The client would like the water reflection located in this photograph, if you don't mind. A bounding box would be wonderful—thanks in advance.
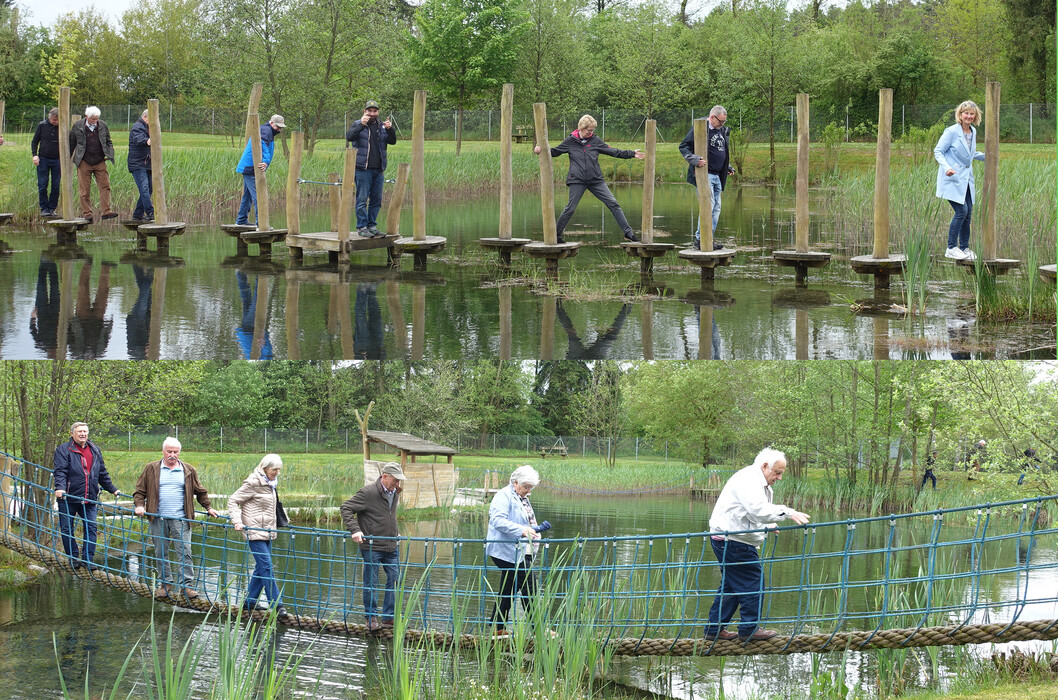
[236,270,273,360]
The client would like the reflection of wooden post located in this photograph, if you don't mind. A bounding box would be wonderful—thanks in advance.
[499,84,514,240]
[251,276,269,360]
[540,296,555,360]
[58,88,75,220]
[641,119,657,243]
[499,285,512,361]
[286,131,303,235]
[385,163,410,235]
[148,267,168,361]
[698,305,713,360]
[693,119,713,252]
[795,308,808,360]
[285,279,300,360]
[338,150,357,264]
[872,89,892,259]
[146,100,168,224]
[411,283,425,360]
[534,103,557,245]
[412,90,427,242]
[795,93,810,254]
[55,260,75,360]
[641,300,654,360]
[873,316,889,360]
[328,172,341,232]
[982,82,999,261]
[338,282,353,358]
[386,279,406,351]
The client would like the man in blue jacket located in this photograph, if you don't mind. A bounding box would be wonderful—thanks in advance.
[128,109,153,221]
[235,114,285,226]
[344,101,396,238]
[53,422,124,570]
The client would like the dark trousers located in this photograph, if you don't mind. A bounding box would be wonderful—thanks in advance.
[37,157,61,212]
[237,174,258,225]
[491,555,537,629]
[556,181,633,237]
[354,169,385,229]
[947,185,973,250]
[362,548,400,621]
[130,168,154,218]
[57,496,98,566]
[921,471,937,489]
[705,538,763,636]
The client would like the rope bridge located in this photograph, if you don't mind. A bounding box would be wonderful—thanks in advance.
[3,452,1058,657]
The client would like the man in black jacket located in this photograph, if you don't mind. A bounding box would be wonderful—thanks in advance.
[31,108,61,217]
[534,114,644,243]
[679,106,735,248]
[69,106,117,222]
[344,100,396,238]
[53,422,124,570]
[128,109,154,221]
[340,462,405,631]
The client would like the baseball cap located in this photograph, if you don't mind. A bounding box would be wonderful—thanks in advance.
[380,462,406,481]
[365,100,380,110]
[270,114,286,128]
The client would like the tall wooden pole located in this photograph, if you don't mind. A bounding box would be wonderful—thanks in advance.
[412,90,427,242]
[385,163,410,236]
[641,119,657,243]
[693,119,713,251]
[146,100,168,223]
[58,88,75,220]
[499,84,514,240]
[982,82,1000,261]
[328,172,341,231]
[338,149,357,263]
[795,93,810,254]
[534,103,557,245]
[286,131,303,235]
[247,113,271,231]
[872,89,892,258]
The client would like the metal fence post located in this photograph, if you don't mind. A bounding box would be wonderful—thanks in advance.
[601,109,605,140]
[454,110,458,141]
[526,435,529,454]
[306,429,309,453]
[488,109,492,141]
[220,426,224,452]
[635,437,639,462]
[264,427,268,452]
[901,104,905,137]
[169,104,173,132]
[128,427,131,451]
[127,104,131,130]
[1029,103,1033,144]
[790,105,795,142]
[846,105,850,142]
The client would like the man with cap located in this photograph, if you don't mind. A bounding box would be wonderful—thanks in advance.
[340,461,405,631]
[235,113,285,226]
[344,100,396,238]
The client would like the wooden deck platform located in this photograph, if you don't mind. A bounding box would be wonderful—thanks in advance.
[220,255,286,276]
[221,225,288,256]
[44,218,91,244]
[286,231,398,263]
[773,250,832,286]
[1040,264,1056,285]
[678,247,738,279]
[0,213,13,225]
[119,250,186,268]
[134,222,186,252]
[478,237,532,265]
[955,257,1022,275]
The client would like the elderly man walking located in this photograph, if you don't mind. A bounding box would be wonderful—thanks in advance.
[128,109,154,221]
[704,447,810,642]
[69,106,117,222]
[340,462,405,632]
[53,422,125,570]
[31,107,61,218]
[679,105,735,249]
[133,437,218,600]
[235,114,285,226]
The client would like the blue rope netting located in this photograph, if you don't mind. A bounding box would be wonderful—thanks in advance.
[2,452,1057,645]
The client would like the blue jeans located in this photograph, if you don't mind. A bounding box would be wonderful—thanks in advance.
[947,185,972,250]
[37,157,61,212]
[130,168,154,219]
[246,539,281,605]
[149,517,194,587]
[236,173,258,225]
[694,173,723,243]
[704,538,763,637]
[57,496,98,566]
[361,548,400,621]
[354,284,382,359]
[354,169,385,229]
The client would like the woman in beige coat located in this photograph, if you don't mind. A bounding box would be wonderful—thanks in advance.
[228,453,287,617]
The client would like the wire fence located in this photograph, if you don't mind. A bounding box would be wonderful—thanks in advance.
[5,103,1054,144]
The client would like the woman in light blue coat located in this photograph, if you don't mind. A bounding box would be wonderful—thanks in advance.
[934,100,986,261]
[485,465,547,637]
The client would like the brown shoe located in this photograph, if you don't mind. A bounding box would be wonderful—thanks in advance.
[154,585,172,600]
[739,629,778,642]
[704,629,739,641]
[366,618,381,632]
[379,618,394,628]
[182,588,199,599]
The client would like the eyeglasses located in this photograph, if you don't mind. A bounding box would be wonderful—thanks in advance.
[711,115,727,124]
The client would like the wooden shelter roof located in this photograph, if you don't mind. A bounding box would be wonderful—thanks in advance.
[365,431,456,456]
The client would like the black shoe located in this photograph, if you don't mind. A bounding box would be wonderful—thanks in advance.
[71,561,84,570]
[367,226,381,237]
[84,216,94,224]
[132,215,145,221]
[556,234,566,244]
[276,605,289,618]
[102,212,118,220]
[357,227,371,238]
[85,563,100,572]
[41,209,54,217]
[624,231,640,243]
[714,242,724,251]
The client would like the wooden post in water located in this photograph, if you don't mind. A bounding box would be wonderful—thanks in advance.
[411,284,425,360]
[337,150,357,264]
[982,81,999,262]
[698,305,713,360]
[329,172,341,232]
[794,93,810,255]
[285,277,300,360]
[247,112,270,231]
[499,286,512,361]
[694,119,713,252]
[641,120,657,243]
[872,89,892,259]
[286,131,303,235]
[795,309,808,360]
[251,277,270,360]
[148,268,168,361]
[641,301,654,360]
[499,84,514,240]
[146,100,168,224]
[540,295,556,360]
[534,103,557,246]
[386,280,407,351]
[385,163,410,235]
[412,90,426,242]
[58,88,75,222]
[338,281,353,359]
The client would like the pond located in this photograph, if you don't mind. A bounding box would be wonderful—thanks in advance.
[1,491,1054,699]
[0,185,1052,361]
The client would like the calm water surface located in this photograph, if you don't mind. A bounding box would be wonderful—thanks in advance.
[0,185,1051,360]
[2,492,1055,699]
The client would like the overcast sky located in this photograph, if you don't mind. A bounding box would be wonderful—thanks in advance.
[22,0,135,29]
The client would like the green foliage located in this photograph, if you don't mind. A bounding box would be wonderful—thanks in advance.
[188,362,273,427]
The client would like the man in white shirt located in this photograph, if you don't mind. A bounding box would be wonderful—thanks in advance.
[704,447,810,642]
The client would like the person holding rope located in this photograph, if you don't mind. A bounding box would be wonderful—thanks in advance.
[534,115,644,244]
[228,453,288,618]
[703,448,810,643]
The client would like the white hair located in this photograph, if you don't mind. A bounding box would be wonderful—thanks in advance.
[753,447,786,470]
[257,453,283,471]
[709,105,727,118]
[162,436,181,450]
[141,109,149,119]
[85,106,101,119]
[510,465,540,488]
[69,422,89,433]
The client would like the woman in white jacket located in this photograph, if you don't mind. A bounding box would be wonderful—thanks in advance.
[933,100,986,261]
[228,453,287,618]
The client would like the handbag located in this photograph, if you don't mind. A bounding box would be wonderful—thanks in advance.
[275,489,289,528]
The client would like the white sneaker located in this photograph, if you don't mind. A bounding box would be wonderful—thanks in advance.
[961,249,977,261]
[944,247,966,260]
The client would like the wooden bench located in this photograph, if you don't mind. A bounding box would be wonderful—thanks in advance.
[513,126,532,144]
[538,445,568,459]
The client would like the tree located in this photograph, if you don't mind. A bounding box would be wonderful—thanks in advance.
[514,0,596,114]
[1000,0,1056,102]
[934,0,1011,89]
[406,0,530,154]
[119,0,210,103]
[571,361,624,467]
[533,361,590,435]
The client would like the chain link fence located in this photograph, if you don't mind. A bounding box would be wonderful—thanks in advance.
[6,103,1054,144]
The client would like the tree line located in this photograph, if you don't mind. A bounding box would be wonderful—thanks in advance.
[0,0,1053,155]
[1,360,1054,485]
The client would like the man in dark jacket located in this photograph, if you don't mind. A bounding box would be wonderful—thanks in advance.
[31,108,61,217]
[127,109,154,221]
[344,100,396,238]
[69,106,117,222]
[534,114,644,243]
[340,462,405,631]
[679,106,735,248]
[53,422,124,569]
